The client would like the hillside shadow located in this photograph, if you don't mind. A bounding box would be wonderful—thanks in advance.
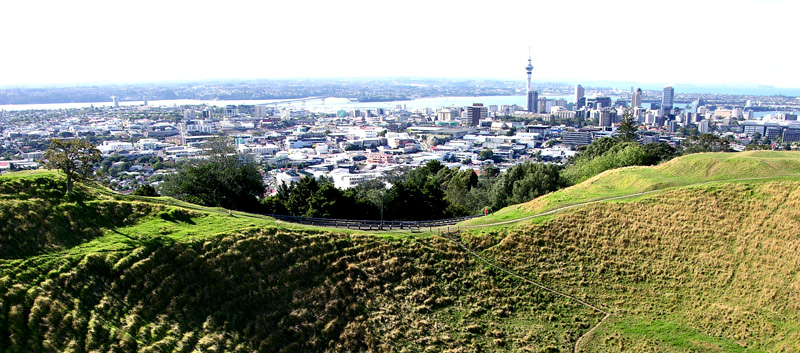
[0,197,155,259]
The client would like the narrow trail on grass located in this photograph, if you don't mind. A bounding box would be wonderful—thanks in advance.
[573,313,611,353]
[440,232,610,353]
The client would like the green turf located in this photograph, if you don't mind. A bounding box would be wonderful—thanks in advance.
[3,154,800,352]
[464,151,800,226]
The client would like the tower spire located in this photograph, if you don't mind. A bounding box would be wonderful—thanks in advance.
[525,49,535,112]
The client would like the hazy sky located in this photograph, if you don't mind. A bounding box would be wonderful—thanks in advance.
[1,0,798,88]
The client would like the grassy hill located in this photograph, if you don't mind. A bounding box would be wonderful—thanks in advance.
[0,170,596,352]
[2,152,800,352]
[465,151,800,225]
[460,179,800,351]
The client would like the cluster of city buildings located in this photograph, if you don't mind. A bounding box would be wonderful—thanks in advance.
[1,57,799,192]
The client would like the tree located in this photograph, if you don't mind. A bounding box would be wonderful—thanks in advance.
[161,140,264,211]
[681,134,731,154]
[641,143,677,165]
[490,162,562,210]
[481,163,500,178]
[479,149,494,161]
[752,132,762,145]
[132,184,159,197]
[617,110,638,142]
[44,138,101,197]
[561,142,649,185]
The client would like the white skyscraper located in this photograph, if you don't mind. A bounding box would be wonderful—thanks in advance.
[632,88,642,108]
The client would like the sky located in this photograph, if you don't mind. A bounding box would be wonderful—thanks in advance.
[1,0,798,89]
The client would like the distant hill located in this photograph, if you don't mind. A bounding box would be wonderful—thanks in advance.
[2,152,800,352]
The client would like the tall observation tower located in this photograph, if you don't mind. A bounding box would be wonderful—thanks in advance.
[525,53,537,112]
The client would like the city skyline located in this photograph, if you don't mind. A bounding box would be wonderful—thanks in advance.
[1,0,799,89]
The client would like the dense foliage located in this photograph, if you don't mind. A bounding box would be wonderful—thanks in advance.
[561,138,676,185]
[680,133,732,153]
[161,143,264,212]
[131,184,159,197]
[263,160,568,220]
[263,161,468,220]
[489,163,562,211]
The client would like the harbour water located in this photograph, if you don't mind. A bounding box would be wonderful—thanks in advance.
[0,95,573,112]
[1,95,795,118]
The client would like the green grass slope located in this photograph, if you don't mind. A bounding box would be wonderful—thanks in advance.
[461,179,800,351]
[466,151,800,225]
[0,171,597,352]
[2,159,800,352]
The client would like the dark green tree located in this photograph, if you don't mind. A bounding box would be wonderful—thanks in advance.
[132,184,159,197]
[479,149,494,161]
[44,138,101,197]
[681,134,731,154]
[617,110,638,142]
[490,162,562,210]
[161,140,264,211]
[641,143,677,165]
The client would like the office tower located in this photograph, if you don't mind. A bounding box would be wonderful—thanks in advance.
[632,88,642,108]
[525,54,535,112]
[576,97,586,110]
[574,85,584,111]
[255,105,270,118]
[465,103,488,126]
[112,96,119,108]
[225,105,238,117]
[589,96,612,109]
[537,98,548,114]
[698,119,710,134]
[662,85,674,111]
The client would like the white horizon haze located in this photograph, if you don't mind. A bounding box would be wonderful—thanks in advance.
[1,0,798,89]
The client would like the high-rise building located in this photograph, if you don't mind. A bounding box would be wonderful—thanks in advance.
[225,105,238,117]
[662,85,674,111]
[465,103,488,126]
[525,54,536,112]
[537,98,549,114]
[576,97,586,110]
[562,131,593,146]
[255,105,271,118]
[112,96,119,108]
[668,120,677,133]
[586,96,612,109]
[632,88,642,108]
[698,119,710,134]
[574,85,584,111]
